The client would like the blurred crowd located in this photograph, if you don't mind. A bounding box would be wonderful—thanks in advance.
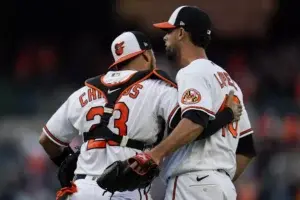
[0,0,299,200]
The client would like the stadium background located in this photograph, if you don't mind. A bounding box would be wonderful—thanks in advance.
[0,0,299,199]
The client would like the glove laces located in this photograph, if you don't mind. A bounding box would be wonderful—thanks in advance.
[138,184,152,200]
[102,190,115,200]
[102,185,151,200]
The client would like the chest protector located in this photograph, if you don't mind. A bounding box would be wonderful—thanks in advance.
[83,69,177,151]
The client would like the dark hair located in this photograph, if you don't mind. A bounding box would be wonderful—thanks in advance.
[188,32,211,49]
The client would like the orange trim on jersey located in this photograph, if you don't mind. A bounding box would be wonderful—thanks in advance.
[43,126,69,147]
[168,105,180,128]
[153,69,177,88]
[181,106,215,116]
[240,128,253,136]
[84,82,108,102]
[172,176,178,200]
[100,72,137,87]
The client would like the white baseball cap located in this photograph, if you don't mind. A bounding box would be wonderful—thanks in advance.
[109,31,152,69]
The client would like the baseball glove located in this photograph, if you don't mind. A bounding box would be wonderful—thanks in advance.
[96,153,160,194]
[57,148,80,188]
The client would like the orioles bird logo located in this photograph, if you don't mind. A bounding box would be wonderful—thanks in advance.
[115,41,125,56]
[181,88,201,104]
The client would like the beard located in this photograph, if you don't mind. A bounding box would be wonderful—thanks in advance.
[165,46,178,62]
[165,45,182,69]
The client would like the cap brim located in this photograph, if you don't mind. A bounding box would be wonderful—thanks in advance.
[153,22,176,29]
[109,50,145,69]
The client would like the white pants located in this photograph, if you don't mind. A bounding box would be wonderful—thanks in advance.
[164,170,236,200]
[67,175,152,200]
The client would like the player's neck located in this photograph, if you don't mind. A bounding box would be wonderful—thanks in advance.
[122,63,148,71]
[179,45,207,68]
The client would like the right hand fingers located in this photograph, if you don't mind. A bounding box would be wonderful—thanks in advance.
[130,161,143,173]
[233,104,243,121]
[130,161,138,169]
[226,90,235,106]
[238,104,242,112]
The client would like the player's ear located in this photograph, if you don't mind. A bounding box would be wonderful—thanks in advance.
[142,50,156,69]
[178,27,186,41]
[142,50,151,63]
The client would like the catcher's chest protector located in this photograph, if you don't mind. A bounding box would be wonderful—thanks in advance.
[83,69,177,151]
[85,69,176,98]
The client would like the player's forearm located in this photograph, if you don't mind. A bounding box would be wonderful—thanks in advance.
[39,132,71,167]
[233,154,254,182]
[233,134,256,181]
[198,107,233,140]
[149,118,204,164]
[39,132,63,157]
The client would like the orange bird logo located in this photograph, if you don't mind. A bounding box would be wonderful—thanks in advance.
[115,41,125,56]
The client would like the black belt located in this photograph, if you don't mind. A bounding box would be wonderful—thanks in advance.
[73,174,101,181]
[83,126,153,151]
[74,174,87,181]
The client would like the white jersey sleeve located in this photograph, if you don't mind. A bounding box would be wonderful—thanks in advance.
[156,82,179,129]
[234,84,253,138]
[42,91,78,147]
[239,103,254,138]
[176,66,215,119]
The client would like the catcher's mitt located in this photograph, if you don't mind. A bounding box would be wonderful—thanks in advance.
[96,153,160,194]
[57,148,80,188]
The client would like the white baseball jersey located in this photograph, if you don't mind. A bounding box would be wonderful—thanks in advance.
[162,59,253,180]
[43,70,179,175]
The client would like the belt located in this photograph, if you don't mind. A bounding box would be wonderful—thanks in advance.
[167,169,231,182]
[74,174,100,181]
[83,128,153,151]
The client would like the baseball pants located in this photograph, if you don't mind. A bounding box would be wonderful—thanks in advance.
[67,175,152,200]
[164,170,236,200]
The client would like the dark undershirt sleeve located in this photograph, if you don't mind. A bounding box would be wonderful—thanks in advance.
[169,108,234,139]
[198,107,234,140]
[236,134,256,157]
[182,110,210,128]
[168,107,234,140]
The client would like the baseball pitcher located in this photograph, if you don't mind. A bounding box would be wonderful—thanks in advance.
[120,6,256,200]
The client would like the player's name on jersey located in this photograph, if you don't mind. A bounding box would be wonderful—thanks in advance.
[214,71,237,90]
[79,88,103,107]
[79,84,144,108]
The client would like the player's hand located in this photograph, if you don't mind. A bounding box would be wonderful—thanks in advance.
[226,90,242,122]
[145,150,162,165]
[130,151,160,169]
[96,153,159,193]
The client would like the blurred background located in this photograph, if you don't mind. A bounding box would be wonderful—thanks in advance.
[0,0,299,199]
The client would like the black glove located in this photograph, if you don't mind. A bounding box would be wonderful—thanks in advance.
[97,153,159,194]
[57,148,80,188]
